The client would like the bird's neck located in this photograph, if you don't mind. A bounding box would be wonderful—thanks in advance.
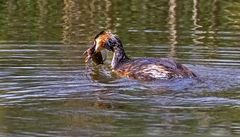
[111,44,129,69]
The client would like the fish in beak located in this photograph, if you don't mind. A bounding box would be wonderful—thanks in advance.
[83,44,104,65]
[83,30,117,65]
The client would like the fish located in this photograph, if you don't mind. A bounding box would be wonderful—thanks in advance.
[83,44,104,65]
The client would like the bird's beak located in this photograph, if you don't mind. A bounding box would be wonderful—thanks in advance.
[94,43,103,53]
[95,40,114,52]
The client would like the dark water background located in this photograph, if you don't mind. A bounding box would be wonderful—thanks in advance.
[0,0,240,136]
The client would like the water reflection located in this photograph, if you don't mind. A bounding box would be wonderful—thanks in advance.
[1,96,240,136]
[168,0,177,57]
[0,0,240,137]
[62,0,116,44]
[192,0,204,45]
[0,0,63,44]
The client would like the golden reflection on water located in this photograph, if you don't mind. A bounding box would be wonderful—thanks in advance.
[1,0,240,47]
[167,0,177,57]
[62,0,116,45]
[192,0,204,45]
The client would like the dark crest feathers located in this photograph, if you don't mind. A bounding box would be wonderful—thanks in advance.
[94,31,106,39]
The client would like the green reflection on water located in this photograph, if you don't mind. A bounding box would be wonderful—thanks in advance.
[0,99,240,136]
[0,0,63,43]
[0,0,240,45]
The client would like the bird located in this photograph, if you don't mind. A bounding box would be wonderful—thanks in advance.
[84,31,197,81]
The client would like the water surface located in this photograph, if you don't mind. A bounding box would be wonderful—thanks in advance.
[0,0,240,136]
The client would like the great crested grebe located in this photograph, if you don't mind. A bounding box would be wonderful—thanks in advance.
[84,31,197,81]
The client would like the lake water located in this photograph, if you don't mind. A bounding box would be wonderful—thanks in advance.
[0,0,240,136]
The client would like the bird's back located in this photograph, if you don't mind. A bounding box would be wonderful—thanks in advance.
[114,58,196,81]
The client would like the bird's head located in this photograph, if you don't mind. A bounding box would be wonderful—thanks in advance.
[83,31,122,64]
[93,30,121,52]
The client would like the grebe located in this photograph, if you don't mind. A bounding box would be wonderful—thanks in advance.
[84,31,197,81]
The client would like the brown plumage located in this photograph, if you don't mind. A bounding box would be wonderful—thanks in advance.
[84,31,197,81]
[114,58,196,81]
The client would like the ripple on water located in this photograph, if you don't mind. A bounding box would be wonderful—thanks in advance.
[0,53,240,105]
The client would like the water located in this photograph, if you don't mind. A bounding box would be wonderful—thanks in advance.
[0,0,240,136]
